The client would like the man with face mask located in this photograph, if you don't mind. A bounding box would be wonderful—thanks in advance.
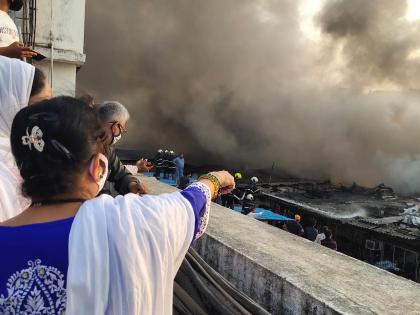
[96,101,148,195]
[0,0,37,58]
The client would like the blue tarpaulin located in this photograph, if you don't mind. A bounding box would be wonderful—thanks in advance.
[234,206,293,221]
[142,172,292,221]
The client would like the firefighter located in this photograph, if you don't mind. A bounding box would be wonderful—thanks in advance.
[162,150,170,179]
[221,171,244,209]
[153,149,164,179]
[167,150,177,180]
[241,193,256,215]
[247,176,260,194]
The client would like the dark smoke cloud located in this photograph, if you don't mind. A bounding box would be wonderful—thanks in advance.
[78,0,420,194]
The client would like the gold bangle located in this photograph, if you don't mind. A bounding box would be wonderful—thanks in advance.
[199,173,221,199]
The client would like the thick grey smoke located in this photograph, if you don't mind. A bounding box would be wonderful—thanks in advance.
[78,0,420,194]
[318,0,420,89]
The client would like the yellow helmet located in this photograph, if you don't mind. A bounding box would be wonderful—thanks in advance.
[234,172,242,180]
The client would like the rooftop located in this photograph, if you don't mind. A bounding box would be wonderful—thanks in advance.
[261,180,410,218]
[140,175,420,314]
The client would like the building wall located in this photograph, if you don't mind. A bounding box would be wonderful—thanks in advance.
[259,193,420,282]
[34,61,76,96]
[35,0,85,53]
[12,0,86,96]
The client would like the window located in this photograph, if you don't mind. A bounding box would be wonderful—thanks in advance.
[393,246,418,281]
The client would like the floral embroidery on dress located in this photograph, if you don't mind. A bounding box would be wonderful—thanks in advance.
[187,182,211,240]
[0,259,66,315]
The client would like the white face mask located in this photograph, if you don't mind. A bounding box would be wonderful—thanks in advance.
[89,153,109,196]
[112,133,122,145]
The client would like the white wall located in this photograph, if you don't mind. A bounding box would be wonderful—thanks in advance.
[35,0,86,53]
[35,61,76,96]
[11,0,86,96]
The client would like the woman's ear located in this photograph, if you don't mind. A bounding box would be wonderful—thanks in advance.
[89,154,106,182]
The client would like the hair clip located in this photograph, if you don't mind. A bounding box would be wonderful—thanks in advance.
[22,126,45,152]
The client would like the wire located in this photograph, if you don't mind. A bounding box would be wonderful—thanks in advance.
[50,0,53,88]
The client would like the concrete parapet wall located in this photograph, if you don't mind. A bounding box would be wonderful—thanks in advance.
[139,175,420,315]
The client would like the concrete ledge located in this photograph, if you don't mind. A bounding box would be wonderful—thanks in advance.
[138,176,420,315]
[34,46,86,65]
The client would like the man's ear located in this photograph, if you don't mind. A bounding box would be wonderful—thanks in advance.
[111,124,120,136]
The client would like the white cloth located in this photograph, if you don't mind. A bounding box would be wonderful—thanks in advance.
[247,211,262,219]
[315,232,326,244]
[0,11,19,47]
[66,192,200,315]
[0,55,34,136]
[0,55,34,222]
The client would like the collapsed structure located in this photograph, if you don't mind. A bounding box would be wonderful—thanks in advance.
[258,180,420,282]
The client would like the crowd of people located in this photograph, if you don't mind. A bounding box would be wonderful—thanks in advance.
[0,2,235,313]
[217,171,338,251]
[284,215,337,250]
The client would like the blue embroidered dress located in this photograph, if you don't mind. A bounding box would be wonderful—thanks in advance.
[0,217,73,314]
[0,186,207,314]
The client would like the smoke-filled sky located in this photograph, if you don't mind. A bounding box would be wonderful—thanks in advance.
[78,0,420,194]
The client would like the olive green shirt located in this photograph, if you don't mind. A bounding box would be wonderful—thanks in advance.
[107,149,139,194]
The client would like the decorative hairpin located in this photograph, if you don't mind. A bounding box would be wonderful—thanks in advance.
[22,126,45,152]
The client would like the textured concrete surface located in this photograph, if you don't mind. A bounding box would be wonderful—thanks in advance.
[32,0,86,95]
[139,175,420,315]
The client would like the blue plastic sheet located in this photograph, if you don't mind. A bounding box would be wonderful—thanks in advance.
[234,206,293,221]
[143,172,290,220]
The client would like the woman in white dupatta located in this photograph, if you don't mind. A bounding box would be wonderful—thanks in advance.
[0,96,234,314]
[0,55,51,222]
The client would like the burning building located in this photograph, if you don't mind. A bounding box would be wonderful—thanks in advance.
[258,179,420,282]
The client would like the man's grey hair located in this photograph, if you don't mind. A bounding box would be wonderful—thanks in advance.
[96,101,130,123]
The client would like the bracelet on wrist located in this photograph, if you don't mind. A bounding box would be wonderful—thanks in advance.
[198,173,221,199]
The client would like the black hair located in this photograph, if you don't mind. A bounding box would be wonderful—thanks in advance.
[11,96,108,199]
[178,176,190,190]
[30,68,47,98]
[308,217,317,227]
[79,94,95,107]
[324,230,332,239]
[321,226,329,234]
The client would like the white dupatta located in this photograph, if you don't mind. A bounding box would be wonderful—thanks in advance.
[0,56,34,221]
[66,189,205,315]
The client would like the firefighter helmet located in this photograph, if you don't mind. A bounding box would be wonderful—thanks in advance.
[246,194,254,201]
